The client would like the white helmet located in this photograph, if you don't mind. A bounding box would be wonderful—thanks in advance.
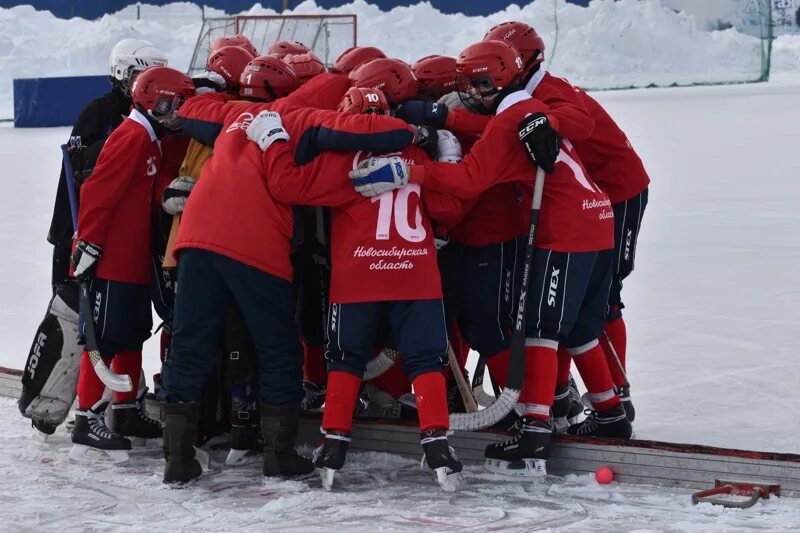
[109,38,168,94]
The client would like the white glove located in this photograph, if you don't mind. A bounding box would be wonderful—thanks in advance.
[192,70,226,94]
[438,91,465,111]
[348,156,410,197]
[437,130,462,163]
[162,176,196,215]
[246,111,290,151]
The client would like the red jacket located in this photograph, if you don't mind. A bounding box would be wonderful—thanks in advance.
[175,94,416,282]
[412,92,614,253]
[528,71,650,204]
[77,109,164,284]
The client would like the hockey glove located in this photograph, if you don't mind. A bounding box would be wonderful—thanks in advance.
[162,176,196,215]
[246,111,290,151]
[438,91,466,111]
[518,112,560,174]
[414,125,440,161]
[394,100,448,128]
[349,156,410,198]
[436,130,462,163]
[192,70,226,94]
[71,240,102,280]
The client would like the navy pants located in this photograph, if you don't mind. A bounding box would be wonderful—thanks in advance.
[326,299,448,382]
[459,237,525,357]
[80,277,152,358]
[160,249,302,406]
[609,188,648,320]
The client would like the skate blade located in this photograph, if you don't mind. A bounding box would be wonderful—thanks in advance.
[553,417,569,434]
[194,446,210,469]
[484,458,547,477]
[434,467,460,492]
[319,467,336,491]
[225,448,259,467]
[69,444,129,464]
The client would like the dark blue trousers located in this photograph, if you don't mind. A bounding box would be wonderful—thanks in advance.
[326,299,448,382]
[160,249,302,406]
[609,188,648,320]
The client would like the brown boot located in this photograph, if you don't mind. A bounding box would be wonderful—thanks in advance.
[260,403,314,477]
[161,402,202,484]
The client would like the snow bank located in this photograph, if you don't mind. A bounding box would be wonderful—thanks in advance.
[1,0,799,118]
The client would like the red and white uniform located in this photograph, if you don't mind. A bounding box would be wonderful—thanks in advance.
[413,92,614,253]
[526,70,650,204]
[78,109,163,284]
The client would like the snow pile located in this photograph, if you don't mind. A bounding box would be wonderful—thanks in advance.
[1,0,798,118]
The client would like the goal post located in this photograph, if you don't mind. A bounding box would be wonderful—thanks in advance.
[188,14,357,77]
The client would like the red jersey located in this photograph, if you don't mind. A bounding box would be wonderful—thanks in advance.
[527,70,650,204]
[77,109,163,284]
[265,140,442,303]
[412,92,614,253]
[176,94,416,282]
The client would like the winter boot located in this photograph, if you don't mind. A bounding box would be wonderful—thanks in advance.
[484,416,553,476]
[617,384,635,423]
[111,388,162,444]
[313,430,351,490]
[567,403,632,438]
[226,395,259,466]
[421,428,462,492]
[161,402,203,484]
[260,403,315,477]
[70,400,131,463]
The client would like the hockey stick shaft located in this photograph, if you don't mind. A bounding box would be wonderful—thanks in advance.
[449,166,546,431]
[61,144,133,393]
[603,330,630,387]
[447,343,478,413]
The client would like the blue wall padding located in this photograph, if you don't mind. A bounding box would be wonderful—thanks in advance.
[14,75,111,127]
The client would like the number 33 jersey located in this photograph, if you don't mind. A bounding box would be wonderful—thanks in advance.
[264,141,442,303]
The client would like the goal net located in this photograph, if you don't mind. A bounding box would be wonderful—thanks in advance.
[188,14,357,77]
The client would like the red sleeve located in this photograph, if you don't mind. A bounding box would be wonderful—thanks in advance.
[78,125,148,246]
[152,135,190,207]
[422,189,474,229]
[535,75,595,141]
[263,142,354,207]
[445,109,490,138]
[284,73,351,110]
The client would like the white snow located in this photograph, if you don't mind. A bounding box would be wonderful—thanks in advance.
[1,398,798,532]
[3,0,800,119]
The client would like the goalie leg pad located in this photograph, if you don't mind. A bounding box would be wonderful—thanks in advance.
[19,283,81,426]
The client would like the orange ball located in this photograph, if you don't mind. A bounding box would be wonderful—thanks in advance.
[595,466,614,484]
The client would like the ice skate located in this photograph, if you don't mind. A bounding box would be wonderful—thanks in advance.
[31,418,57,441]
[300,380,326,411]
[313,430,351,491]
[70,401,131,464]
[617,384,635,423]
[484,416,552,476]
[420,429,462,492]
[111,388,162,446]
[567,403,632,438]
[226,397,259,467]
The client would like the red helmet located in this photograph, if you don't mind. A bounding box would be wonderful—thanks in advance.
[338,87,390,115]
[483,21,545,73]
[207,45,255,90]
[239,55,299,102]
[411,55,457,99]
[268,40,310,59]
[455,40,524,114]
[210,34,257,57]
[131,66,195,128]
[331,46,386,75]
[348,58,418,105]
[282,52,326,85]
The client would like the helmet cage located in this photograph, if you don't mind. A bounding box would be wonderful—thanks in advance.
[147,94,186,130]
[456,74,500,114]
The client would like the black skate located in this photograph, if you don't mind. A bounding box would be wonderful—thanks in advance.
[484,416,552,476]
[313,430,351,491]
[111,389,162,445]
[617,384,635,422]
[420,429,462,492]
[70,401,131,463]
[300,380,326,411]
[226,396,259,467]
[567,403,632,438]
[31,418,58,438]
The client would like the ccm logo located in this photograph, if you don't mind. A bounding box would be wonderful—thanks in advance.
[519,116,547,138]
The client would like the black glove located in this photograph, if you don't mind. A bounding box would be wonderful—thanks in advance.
[71,240,102,280]
[414,125,440,161]
[394,100,448,128]
[518,112,560,174]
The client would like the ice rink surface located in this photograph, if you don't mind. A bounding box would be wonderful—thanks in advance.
[1,80,800,530]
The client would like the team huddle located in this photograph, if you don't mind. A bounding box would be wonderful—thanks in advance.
[18,20,649,492]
